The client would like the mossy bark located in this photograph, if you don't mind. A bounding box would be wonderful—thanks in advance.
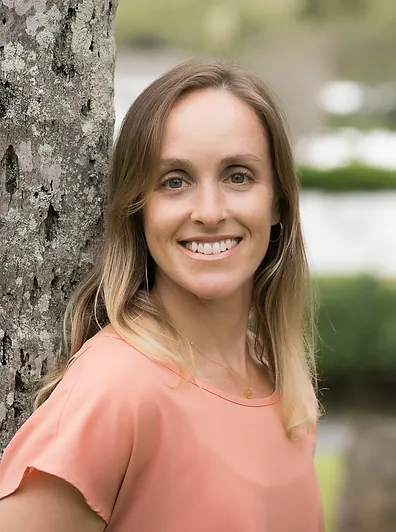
[0,0,118,453]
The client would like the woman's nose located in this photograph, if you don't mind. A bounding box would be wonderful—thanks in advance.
[190,181,226,226]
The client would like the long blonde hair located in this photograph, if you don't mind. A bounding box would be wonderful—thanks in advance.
[36,58,320,436]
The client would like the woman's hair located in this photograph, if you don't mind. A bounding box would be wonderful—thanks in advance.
[35,58,320,436]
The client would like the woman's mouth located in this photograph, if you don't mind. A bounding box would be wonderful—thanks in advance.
[179,238,242,256]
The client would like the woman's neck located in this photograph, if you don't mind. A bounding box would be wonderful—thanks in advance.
[151,275,252,371]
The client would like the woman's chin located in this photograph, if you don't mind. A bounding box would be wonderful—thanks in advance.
[155,269,254,302]
[181,279,246,301]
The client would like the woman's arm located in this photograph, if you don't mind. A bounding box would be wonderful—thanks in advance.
[0,470,106,532]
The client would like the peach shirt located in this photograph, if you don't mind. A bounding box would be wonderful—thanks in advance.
[0,332,324,531]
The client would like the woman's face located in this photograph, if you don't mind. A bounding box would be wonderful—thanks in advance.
[143,89,279,301]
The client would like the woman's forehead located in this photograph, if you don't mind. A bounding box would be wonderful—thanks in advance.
[159,89,269,164]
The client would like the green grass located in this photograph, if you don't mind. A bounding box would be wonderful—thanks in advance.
[315,452,345,532]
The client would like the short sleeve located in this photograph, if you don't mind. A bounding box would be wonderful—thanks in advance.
[0,342,135,524]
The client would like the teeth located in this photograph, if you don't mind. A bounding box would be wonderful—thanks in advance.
[212,242,221,254]
[183,239,239,255]
[203,243,212,255]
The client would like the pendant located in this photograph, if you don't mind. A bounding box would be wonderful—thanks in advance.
[243,388,253,399]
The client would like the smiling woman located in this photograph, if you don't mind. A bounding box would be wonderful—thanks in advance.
[144,89,279,302]
[0,59,324,532]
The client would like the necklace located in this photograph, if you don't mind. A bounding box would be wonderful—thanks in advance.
[189,340,254,399]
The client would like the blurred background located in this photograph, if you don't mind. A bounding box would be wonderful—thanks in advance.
[113,1,396,529]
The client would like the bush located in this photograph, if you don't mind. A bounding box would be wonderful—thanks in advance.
[315,276,396,399]
[298,165,396,191]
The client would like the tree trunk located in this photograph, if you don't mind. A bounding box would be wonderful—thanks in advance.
[336,418,396,531]
[0,0,118,454]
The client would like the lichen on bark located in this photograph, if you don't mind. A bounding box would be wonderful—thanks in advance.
[0,0,119,454]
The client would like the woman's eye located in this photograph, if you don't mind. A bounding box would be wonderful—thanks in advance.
[228,171,252,184]
[162,176,187,189]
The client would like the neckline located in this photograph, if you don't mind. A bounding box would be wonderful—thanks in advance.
[191,377,279,407]
[96,331,279,408]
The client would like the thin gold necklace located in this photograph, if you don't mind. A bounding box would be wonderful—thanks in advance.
[189,340,254,399]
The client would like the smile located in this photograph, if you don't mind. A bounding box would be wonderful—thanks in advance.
[179,238,242,255]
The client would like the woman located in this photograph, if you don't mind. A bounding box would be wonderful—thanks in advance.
[0,59,324,531]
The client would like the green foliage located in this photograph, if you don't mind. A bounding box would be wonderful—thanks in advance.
[115,0,202,50]
[300,0,368,19]
[115,0,270,54]
[316,276,396,391]
[298,165,396,191]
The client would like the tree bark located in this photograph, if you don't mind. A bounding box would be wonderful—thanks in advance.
[0,0,118,454]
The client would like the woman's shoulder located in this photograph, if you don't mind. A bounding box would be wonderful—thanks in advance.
[68,328,145,370]
[63,327,167,400]
[0,328,153,523]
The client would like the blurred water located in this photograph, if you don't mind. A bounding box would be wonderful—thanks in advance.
[300,192,396,278]
[296,129,396,170]
[115,72,396,278]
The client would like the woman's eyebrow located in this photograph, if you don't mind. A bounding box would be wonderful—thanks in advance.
[159,153,264,170]
[159,157,193,170]
[220,153,265,166]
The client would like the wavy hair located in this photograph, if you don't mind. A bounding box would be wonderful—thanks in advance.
[35,58,320,436]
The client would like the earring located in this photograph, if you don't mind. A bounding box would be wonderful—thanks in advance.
[270,221,283,243]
